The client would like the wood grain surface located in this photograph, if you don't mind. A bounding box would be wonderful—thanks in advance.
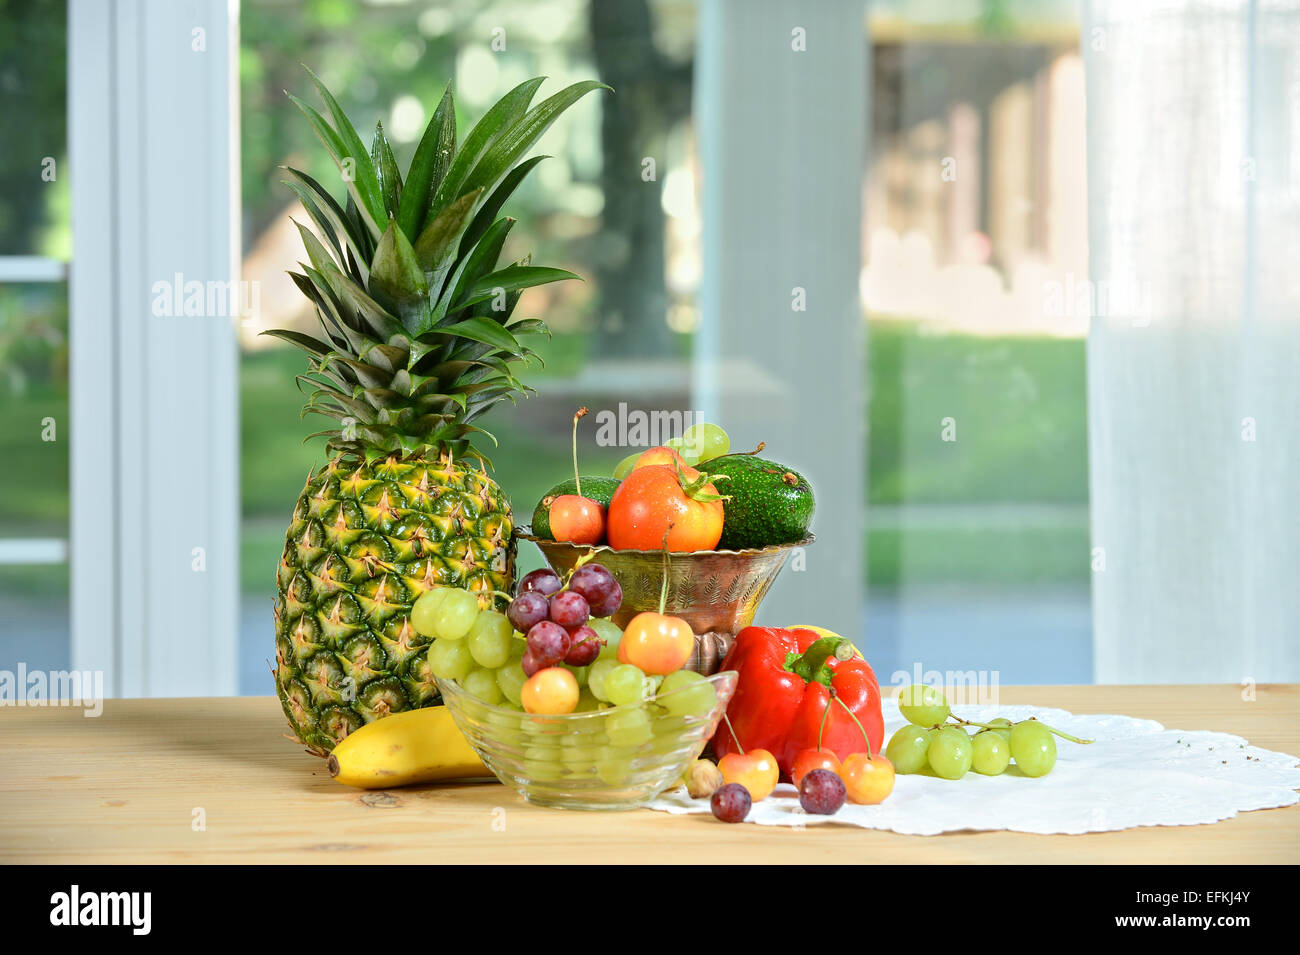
[1,684,1296,864]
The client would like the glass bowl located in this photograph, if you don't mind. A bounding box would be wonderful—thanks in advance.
[437,670,738,810]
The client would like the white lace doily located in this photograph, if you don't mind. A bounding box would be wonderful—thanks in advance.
[647,700,1300,835]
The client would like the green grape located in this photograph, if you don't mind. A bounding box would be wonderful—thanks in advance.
[466,610,513,668]
[1010,720,1057,777]
[927,726,974,780]
[463,667,503,705]
[485,707,524,740]
[644,673,665,698]
[613,451,641,480]
[971,730,1011,775]
[664,436,702,467]
[681,421,730,462]
[986,717,1013,743]
[606,706,653,746]
[496,663,528,706]
[573,689,603,713]
[590,618,623,659]
[523,746,564,782]
[409,587,451,637]
[605,664,647,706]
[562,662,591,687]
[897,684,951,727]
[596,746,634,785]
[588,659,618,701]
[658,670,717,717]
[434,588,480,640]
[428,637,474,682]
[559,738,602,771]
[886,724,932,774]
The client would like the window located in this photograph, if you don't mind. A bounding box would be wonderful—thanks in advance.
[863,3,1092,684]
[0,0,70,675]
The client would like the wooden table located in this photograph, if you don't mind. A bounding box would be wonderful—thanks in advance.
[1,684,1296,864]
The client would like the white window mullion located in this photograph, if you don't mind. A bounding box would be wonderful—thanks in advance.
[69,0,239,697]
[694,0,867,643]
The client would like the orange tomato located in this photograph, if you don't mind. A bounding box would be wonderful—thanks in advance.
[841,753,895,805]
[549,495,606,545]
[790,747,843,789]
[718,749,780,802]
[617,611,694,675]
[606,465,724,552]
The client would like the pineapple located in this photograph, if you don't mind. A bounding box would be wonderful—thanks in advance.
[270,70,606,754]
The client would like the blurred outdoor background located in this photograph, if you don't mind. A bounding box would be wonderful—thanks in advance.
[1,0,1091,690]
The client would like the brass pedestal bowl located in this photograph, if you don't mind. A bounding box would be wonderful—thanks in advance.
[514,529,813,675]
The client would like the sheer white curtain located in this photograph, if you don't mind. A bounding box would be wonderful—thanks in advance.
[1085,0,1300,682]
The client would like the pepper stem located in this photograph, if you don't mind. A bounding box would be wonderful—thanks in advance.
[785,636,856,687]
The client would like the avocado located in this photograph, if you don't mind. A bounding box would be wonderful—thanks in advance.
[705,454,814,550]
[530,476,622,539]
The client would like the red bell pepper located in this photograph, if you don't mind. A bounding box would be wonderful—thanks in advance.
[712,626,884,778]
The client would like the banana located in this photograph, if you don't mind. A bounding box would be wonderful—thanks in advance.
[327,705,490,789]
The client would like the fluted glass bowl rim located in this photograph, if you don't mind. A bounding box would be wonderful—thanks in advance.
[437,668,738,720]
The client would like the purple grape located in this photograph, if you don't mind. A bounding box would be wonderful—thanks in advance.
[507,591,549,632]
[564,625,602,666]
[589,579,622,618]
[519,568,563,597]
[548,590,590,628]
[568,564,617,607]
[520,649,544,678]
[710,783,752,823]
[526,620,571,668]
[798,769,846,815]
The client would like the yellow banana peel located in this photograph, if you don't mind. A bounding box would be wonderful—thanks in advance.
[327,705,490,789]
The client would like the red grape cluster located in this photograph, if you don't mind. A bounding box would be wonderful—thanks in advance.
[507,564,623,676]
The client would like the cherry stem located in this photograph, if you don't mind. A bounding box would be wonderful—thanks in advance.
[816,692,832,750]
[721,711,745,756]
[657,525,674,615]
[833,695,873,759]
[570,406,589,498]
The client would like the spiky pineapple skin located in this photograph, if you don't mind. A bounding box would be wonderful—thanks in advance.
[274,453,515,755]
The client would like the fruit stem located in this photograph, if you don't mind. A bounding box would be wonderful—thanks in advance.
[1029,717,1094,745]
[736,441,766,457]
[833,694,873,759]
[571,406,589,498]
[946,714,1093,744]
[721,711,745,756]
[657,525,673,614]
[816,692,832,751]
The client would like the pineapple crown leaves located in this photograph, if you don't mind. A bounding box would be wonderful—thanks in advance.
[266,67,610,460]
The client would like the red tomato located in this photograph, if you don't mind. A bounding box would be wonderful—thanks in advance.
[607,465,724,552]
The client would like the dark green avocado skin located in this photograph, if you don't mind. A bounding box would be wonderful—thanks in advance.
[530,476,621,539]
[706,454,815,550]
